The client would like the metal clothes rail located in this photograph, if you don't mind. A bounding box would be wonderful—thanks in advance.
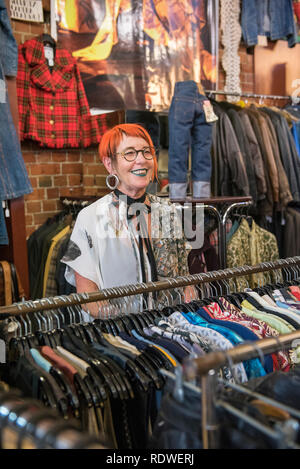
[194,324,300,449]
[61,194,253,269]
[204,89,291,100]
[0,256,299,316]
[159,195,253,269]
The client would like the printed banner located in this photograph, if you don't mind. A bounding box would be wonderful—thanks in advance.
[55,0,218,111]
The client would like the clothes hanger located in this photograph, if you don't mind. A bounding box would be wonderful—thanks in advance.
[21,313,81,416]
[76,317,127,401]
[40,34,56,48]
[84,326,133,401]
[92,307,171,390]
[98,316,164,393]
[65,320,126,401]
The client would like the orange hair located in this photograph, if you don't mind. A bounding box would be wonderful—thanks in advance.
[98,123,158,182]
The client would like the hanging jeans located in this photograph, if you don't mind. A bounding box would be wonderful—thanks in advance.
[168,81,214,199]
[0,1,32,201]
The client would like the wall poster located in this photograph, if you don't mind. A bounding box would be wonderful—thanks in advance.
[54,0,218,111]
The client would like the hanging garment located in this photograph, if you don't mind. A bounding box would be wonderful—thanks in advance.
[167,80,217,198]
[239,111,267,202]
[0,1,32,200]
[16,35,122,148]
[226,218,280,290]
[211,103,250,197]
[261,107,300,202]
[241,0,297,48]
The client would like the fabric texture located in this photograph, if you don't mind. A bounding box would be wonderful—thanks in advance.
[226,218,281,291]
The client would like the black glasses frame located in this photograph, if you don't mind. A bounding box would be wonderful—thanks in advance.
[115,146,156,162]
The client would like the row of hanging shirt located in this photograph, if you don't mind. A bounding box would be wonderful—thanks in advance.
[2,274,300,449]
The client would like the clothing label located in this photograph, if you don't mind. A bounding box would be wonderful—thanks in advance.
[257,35,268,46]
[0,79,6,103]
[44,46,54,67]
[203,100,218,123]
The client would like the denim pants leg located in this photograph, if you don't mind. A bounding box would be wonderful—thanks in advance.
[0,3,32,200]
[168,81,213,198]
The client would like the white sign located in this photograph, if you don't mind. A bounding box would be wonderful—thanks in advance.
[10,0,44,23]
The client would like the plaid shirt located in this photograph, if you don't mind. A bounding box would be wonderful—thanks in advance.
[17,36,117,148]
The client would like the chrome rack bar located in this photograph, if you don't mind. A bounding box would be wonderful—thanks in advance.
[221,200,253,268]
[204,89,291,100]
[170,197,253,269]
[0,256,299,316]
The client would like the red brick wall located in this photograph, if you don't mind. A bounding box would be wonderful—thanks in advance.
[10,1,256,238]
[9,1,111,238]
[21,142,105,236]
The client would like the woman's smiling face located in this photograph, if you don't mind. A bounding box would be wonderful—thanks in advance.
[110,135,155,199]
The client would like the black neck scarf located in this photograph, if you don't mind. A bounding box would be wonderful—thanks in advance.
[113,189,158,292]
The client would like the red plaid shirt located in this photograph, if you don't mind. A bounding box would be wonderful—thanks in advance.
[17,36,119,148]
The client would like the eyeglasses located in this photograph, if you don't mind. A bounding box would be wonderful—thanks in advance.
[115,146,156,162]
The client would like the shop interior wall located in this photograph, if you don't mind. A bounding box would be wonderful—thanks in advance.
[10,0,255,238]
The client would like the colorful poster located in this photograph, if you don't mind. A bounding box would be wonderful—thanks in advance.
[55,0,218,111]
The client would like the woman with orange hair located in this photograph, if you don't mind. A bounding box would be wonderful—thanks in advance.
[61,123,193,318]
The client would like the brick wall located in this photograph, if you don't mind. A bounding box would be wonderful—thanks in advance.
[10,1,256,238]
[22,141,108,237]
[9,0,110,238]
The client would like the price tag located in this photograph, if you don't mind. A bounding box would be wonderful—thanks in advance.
[44,46,54,66]
[203,100,218,123]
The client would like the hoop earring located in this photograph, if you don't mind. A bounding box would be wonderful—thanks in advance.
[106,174,119,190]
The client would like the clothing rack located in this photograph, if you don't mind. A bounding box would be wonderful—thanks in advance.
[62,194,253,269]
[170,196,253,268]
[204,89,291,101]
[0,391,106,449]
[0,256,299,316]
[129,193,253,269]
[62,192,253,269]
[190,322,300,449]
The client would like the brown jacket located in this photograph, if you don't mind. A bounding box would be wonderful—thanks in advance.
[262,112,293,209]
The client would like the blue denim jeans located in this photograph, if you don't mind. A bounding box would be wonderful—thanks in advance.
[0,1,32,200]
[168,81,213,186]
[241,0,296,48]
